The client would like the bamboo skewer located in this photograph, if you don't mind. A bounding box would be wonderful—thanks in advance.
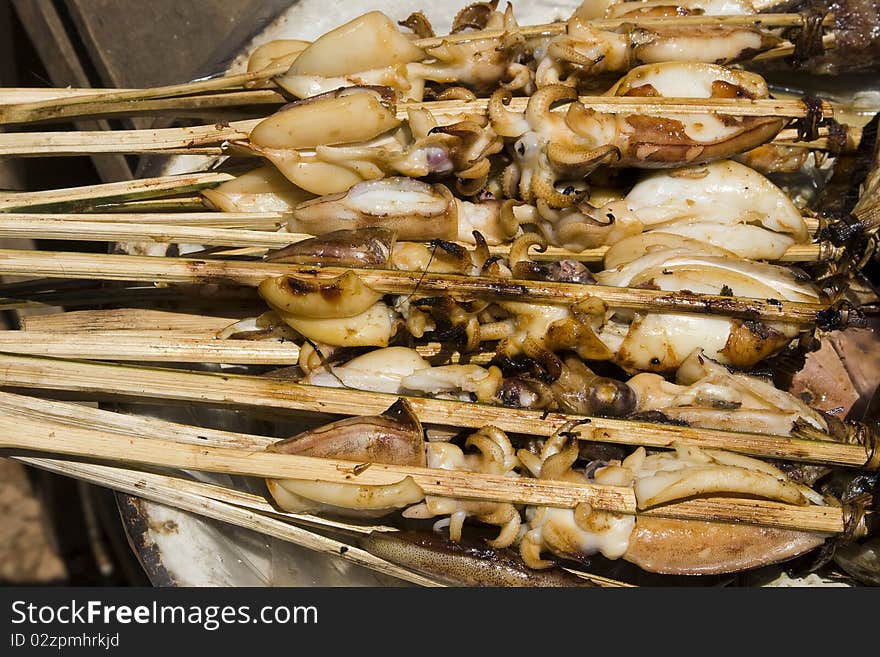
[0,352,872,469]
[0,211,824,235]
[0,172,232,212]
[0,94,840,158]
[0,331,300,364]
[0,410,634,511]
[0,217,836,264]
[96,197,210,213]
[410,95,837,119]
[752,32,836,62]
[0,329,489,365]
[0,90,287,125]
[0,88,138,103]
[412,13,835,51]
[0,403,848,534]
[0,212,285,228]
[0,249,839,326]
[19,308,243,332]
[0,122,254,157]
[0,69,291,126]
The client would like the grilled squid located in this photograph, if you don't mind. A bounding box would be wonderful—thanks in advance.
[595,247,821,372]
[628,349,830,435]
[274,4,533,101]
[265,399,426,517]
[246,39,310,87]
[358,530,596,587]
[201,166,313,215]
[403,426,523,549]
[283,106,504,197]
[536,12,779,88]
[258,271,396,348]
[512,158,808,257]
[287,177,511,244]
[603,159,808,263]
[241,87,403,195]
[490,63,785,208]
[274,11,425,99]
[518,426,827,574]
[300,345,637,418]
[405,2,534,96]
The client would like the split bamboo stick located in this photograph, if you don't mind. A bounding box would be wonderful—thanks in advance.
[0,217,835,263]
[0,407,847,534]
[414,13,833,51]
[0,95,838,158]
[0,411,634,511]
[0,331,300,364]
[0,249,838,325]
[0,210,825,236]
[0,329,491,366]
[95,197,210,213]
[0,71,290,126]
[0,212,285,228]
[0,90,286,125]
[0,172,233,212]
[20,308,242,332]
[407,95,836,119]
[0,88,136,103]
[0,352,871,469]
[752,32,836,61]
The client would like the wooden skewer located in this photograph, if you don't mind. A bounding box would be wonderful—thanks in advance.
[0,330,300,364]
[0,87,138,103]
[0,352,871,470]
[0,172,232,212]
[774,124,862,152]
[190,242,833,264]
[19,308,243,332]
[412,95,836,119]
[752,32,836,61]
[414,13,833,49]
[0,405,846,534]
[13,309,484,365]
[0,410,633,511]
[97,196,211,213]
[0,329,490,366]
[0,93,838,158]
[0,121,254,157]
[0,249,837,325]
[0,217,836,263]
[0,212,285,228]
[0,211,824,235]
[0,68,291,126]
[0,90,287,125]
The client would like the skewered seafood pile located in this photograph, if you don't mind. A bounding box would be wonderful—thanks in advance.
[0,0,878,587]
